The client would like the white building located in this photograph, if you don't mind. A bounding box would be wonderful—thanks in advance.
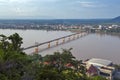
[85,58,115,80]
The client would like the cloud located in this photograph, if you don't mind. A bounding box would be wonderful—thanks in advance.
[0,0,36,4]
[41,0,59,2]
[0,0,8,3]
[9,0,34,3]
[78,1,96,7]
[76,1,106,8]
[0,0,119,19]
[0,0,60,4]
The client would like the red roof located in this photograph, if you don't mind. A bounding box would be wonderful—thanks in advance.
[87,65,98,76]
[65,63,73,67]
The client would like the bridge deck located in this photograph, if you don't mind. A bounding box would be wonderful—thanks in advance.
[22,32,87,50]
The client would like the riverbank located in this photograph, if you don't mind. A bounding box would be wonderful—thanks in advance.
[68,29,87,33]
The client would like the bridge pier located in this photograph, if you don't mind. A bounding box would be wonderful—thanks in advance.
[81,33,83,37]
[48,42,51,48]
[35,47,38,54]
[72,35,74,40]
[73,35,75,40]
[77,34,79,38]
[68,37,71,41]
[62,38,65,43]
[56,40,59,46]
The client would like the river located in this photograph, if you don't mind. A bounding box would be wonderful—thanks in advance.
[0,29,120,64]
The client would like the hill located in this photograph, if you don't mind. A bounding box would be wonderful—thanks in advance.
[112,16,120,21]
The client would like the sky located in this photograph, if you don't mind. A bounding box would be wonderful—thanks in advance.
[0,0,120,19]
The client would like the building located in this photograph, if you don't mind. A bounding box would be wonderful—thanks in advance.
[86,64,98,76]
[85,58,115,80]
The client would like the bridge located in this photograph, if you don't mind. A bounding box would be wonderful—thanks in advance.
[22,32,88,54]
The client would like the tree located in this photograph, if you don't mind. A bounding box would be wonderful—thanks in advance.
[61,48,75,64]
[0,34,10,60]
[0,33,30,80]
[89,76,107,80]
[36,69,64,80]
[8,33,23,51]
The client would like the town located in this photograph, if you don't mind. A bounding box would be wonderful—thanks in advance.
[0,20,120,34]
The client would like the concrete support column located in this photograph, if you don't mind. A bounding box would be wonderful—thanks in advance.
[48,42,50,48]
[77,34,79,38]
[81,33,83,37]
[56,40,59,46]
[72,35,74,40]
[35,47,38,54]
[68,37,71,41]
[63,38,65,43]
[73,35,75,40]
[35,42,39,54]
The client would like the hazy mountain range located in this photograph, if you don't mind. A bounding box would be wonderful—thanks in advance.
[0,16,120,25]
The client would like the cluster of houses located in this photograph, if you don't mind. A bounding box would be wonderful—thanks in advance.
[90,24,120,33]
[43,57,120,80]
[84,58,120,80]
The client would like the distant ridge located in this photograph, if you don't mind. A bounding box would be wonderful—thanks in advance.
[0,16,120,24]
[112,16,120,21]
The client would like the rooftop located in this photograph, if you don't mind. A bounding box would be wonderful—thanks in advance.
[86,58,113,67]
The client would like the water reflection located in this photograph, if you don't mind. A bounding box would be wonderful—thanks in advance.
[96,33,120,39]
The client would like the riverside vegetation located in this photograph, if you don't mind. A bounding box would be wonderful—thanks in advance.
[0,33,108,80]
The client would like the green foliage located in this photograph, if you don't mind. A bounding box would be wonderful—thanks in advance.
[89,76,107,80]
[36,69,64,80]
[0,33,30,80]
[8,33,23,51]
